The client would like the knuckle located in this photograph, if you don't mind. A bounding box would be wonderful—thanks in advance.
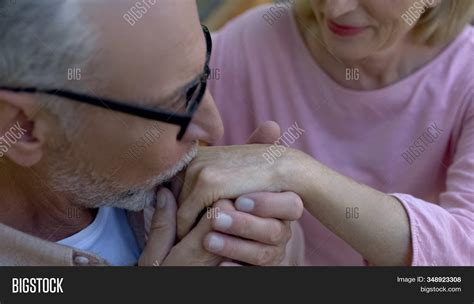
[268,221,285,244]
[183,163,199,184]
[275,246,286,265]
[222,243,238,259]
[255,247,276,265]
[238,215,252,236]
[196,167,217,186]
[150,218,173,232]
[289,193,304,219]
[214,199,234,210]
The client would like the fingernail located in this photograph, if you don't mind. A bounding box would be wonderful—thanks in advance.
[214,212,232,230]
[235,197,255,212]
[208,235,225,252]
[156,188,167,209]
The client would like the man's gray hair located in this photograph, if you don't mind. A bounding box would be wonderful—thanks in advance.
[0,0,97,124]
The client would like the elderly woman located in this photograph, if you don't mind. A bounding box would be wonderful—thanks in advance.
[177,0,474,266]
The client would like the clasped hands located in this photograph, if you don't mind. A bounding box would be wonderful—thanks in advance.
[139,122,304,266]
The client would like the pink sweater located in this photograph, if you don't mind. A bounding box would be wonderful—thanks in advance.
[209,5,474,266]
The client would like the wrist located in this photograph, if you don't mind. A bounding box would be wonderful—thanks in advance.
[277,148,316,197]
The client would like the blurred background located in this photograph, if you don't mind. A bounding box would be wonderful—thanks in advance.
[198,0,474,32]
[197,0,271,31]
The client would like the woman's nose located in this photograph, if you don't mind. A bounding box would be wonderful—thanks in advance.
[324,0,359,19]
[180,90,224,144]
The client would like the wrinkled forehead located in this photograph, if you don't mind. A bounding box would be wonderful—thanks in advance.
[81,0,204,102]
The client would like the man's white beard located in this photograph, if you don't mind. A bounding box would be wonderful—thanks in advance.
[47,144,198,211]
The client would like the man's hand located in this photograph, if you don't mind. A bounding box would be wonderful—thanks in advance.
[176,122,307,238]
[138,188,225,266]
[201,121,303,265]
[140,121,304,266]
[139,187,223,266]
[138,187,303,266]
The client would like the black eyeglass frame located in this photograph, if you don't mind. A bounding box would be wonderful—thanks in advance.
[0,25,213,140]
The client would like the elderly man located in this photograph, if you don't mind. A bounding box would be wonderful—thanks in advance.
[0,0,304,266]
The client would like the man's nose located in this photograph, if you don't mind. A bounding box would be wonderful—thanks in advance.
[325,0,359,19]
[181,89,224,144]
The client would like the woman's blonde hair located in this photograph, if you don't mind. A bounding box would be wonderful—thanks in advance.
[294,0,474,46]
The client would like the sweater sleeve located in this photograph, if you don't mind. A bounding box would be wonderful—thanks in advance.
[391,88,474,266]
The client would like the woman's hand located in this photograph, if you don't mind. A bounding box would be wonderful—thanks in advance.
[204,191,303,266]
[174,141,413,266]
[176,144,306,238]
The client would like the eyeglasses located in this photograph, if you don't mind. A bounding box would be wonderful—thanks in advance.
[0,25,212,140]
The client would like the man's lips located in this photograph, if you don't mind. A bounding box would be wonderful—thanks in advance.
[327,20,367,37]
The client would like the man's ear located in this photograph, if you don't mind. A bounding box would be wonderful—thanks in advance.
[0,91,46,167]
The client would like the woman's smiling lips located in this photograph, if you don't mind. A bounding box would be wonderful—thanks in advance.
[327,20,368,37]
